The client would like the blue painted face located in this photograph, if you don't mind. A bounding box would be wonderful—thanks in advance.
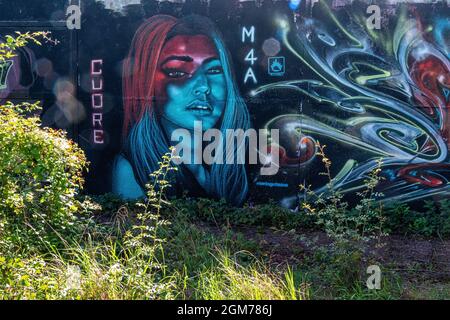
[155,35,227,132]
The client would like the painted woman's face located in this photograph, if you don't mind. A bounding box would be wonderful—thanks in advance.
[155,35,227,131]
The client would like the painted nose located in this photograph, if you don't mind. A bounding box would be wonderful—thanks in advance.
[193,75,211,96]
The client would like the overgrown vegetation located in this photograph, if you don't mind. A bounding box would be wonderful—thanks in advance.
[384,200,450,238]
[0,101,87,253]
[0,149,308,300]
[0,32,86,254]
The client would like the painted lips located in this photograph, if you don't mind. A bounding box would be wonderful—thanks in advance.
[186,100,213,114]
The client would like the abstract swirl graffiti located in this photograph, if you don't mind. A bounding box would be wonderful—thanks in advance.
[253,1,450,207]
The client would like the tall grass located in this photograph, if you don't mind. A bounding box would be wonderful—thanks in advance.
[195,251,307,300]
[0,241,306,300]
[0,150,306,300]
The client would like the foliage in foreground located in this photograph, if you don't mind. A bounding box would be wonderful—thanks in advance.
[0,116,447,299]
[0,249,305,300]
[0,32,82,253]
[1,137,447,299]
[0,101,87,253]
[196,252,305,300]
[0,150,307,300]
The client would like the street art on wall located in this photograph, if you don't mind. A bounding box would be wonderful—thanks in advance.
[0,0,449,209]
[251,0,450,207]
[112,15,251,206]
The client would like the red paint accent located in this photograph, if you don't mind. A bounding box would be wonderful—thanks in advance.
[122,15,178,137]
[154,35,219,107]
[409,53,450,143]
[397,163,450,187]
[270,136,316,167]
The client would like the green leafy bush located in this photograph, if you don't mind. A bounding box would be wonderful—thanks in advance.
[300,142,387,243]
[0,102,87,252]
[383,200,450,238]
[169,198,315,231]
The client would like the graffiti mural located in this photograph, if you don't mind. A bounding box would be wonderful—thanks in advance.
[0,0,449,209]
[112,15,251,206]
[249,0,450,208]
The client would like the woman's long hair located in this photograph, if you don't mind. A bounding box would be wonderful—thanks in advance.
[122,15,250,206]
